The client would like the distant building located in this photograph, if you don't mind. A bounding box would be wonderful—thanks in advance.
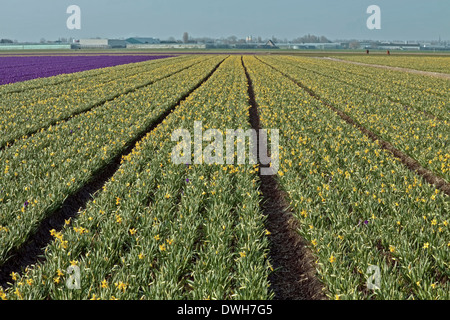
[421,44,450,51]
[359,42,372,49]
[126,43,206,49]
[204,40,279,50]
[125,37,160,45]
[0,44,71,50]
[277,42,342,50]
[79,39,109,49]
[265,40,277,47]
[79,38,129,49]
[108,39,128,48]
[378,42,420,51]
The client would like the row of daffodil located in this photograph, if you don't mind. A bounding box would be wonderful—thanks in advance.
[243,56,449,300]
[282,56,450,121]
[0,56,181,96]
[0,56,199,148]
[0,55,181,108]
[0,55,224,267]
[2,56,271,300]
[259,55,450,184]
[334,55,450,75]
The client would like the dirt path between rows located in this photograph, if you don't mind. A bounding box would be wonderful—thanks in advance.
[242,56,328,300]
[317,57,450,80]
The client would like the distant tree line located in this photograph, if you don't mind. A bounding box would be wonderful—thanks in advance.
[292,34,331,43]
[3,33,331,45]
[172,33,331,44]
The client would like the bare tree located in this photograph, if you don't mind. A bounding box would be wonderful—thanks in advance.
[183,32,189,44]
[293,34,330,43]
[226,35,237,44]
[349,41,360,49]
[370,41,379,49]
[320,36,330,43]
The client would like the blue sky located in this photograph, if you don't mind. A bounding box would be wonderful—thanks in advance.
[1,0,449,42]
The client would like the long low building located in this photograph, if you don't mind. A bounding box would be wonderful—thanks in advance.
[79,39,108,49]
[126,37,160,45]
[0,44,71,50]
[277,42,343,50]
[78,39,128,49]
[378,43,421,51]
[78,37,160,49]
[126,43,206,49]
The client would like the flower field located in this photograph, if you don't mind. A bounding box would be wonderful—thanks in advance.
[257,56,450,182]
[0,55,173,85]
[0,55,198,148]
[0,54,448,300]
[333,55,450,74]
[243,56,449,299]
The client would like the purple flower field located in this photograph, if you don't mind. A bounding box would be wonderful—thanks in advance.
[0,55,173,85]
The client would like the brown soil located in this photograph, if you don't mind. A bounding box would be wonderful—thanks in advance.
[242,56,328,300]
[375,239,398,268]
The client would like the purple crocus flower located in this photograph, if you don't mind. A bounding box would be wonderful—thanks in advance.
[357,220,369,227]
[24,201,29,207]
[186,178,190,183]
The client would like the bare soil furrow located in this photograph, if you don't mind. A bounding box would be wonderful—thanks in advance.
[242,56,328,300]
